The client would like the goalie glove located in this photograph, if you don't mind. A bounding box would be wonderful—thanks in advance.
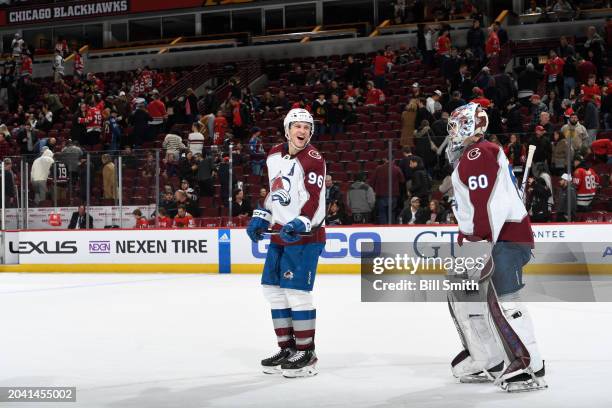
[246,208,272,243]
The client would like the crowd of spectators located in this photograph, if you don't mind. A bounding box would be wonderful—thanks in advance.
[0,15,610,227]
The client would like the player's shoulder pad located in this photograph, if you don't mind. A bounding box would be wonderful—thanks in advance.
[298,145,325,173]
[302,144,323,161]
[268,143,285,157]
[462,140,499,163]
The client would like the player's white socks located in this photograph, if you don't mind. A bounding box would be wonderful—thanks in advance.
[286,288,316,350]
[263,285,295,349]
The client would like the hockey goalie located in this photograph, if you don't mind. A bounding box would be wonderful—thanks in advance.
[445,102,547,393]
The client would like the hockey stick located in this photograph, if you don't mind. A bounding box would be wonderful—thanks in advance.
[520,145,537,205]
[264,230,312,237]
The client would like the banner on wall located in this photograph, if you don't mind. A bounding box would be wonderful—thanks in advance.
[0,0,256,26]
[2,224,610,274]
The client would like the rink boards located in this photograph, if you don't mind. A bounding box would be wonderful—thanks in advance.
[0,224,610,274]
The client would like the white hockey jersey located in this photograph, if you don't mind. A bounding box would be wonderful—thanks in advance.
[264,143,326,245]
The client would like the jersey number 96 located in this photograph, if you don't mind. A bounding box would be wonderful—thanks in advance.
[308,172,324,188]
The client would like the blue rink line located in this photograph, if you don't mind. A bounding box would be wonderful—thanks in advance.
[0,273,207,296]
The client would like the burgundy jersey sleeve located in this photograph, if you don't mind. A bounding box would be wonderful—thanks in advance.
[298,146,326,221]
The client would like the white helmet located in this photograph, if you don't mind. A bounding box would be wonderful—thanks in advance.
[446,102,488,165]
[283,108,314,150]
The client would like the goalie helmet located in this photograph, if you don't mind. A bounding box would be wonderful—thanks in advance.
[283,108,314,150]
[446,102,488,165]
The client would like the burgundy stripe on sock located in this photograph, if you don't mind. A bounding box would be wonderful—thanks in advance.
[275,327,294,336]
[294,329,315,339]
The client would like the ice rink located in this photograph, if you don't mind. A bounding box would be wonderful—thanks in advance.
[1,273,611,408]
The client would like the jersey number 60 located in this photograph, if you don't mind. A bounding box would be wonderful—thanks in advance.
[468,175,488,190]
[308,172,324,188]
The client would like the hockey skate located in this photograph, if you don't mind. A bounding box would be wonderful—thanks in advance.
[498,362,547,393]
[459,361,504,384]
[261,347,295,374]
[281,350,318,378]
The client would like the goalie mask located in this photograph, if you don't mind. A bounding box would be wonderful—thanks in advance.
[283,108,314,151]
[446,102,489,165]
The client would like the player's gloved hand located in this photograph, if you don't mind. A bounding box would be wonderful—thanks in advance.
[457,232,484,246]
[246,209,272,242]
[279,217,309,243]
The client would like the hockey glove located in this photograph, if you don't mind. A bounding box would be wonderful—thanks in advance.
[279,217,310,243]
[246,209,272,242]
[457,232,484,247]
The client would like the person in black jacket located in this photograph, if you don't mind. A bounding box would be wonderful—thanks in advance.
[344,55,364,87]
[399,196,428,224]
[68,205,94,229]
[466,19,485,62]
[408,156,431,204]
[232,188,252,216]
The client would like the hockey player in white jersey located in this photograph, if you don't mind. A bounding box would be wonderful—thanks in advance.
[445,103,547,392]
[246,108,326,378]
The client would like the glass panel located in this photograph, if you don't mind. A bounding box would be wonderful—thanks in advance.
[265,8,283,31]
[162,14,196,38]
[285,3,316,28]
[2,33,18,55]
[129,18,162,42]
[202,11,231,35]
[23,28,52,53]
[232,9,262,35]
[84,24,103,49]
[110,23,128,45]
[323,0,373,25]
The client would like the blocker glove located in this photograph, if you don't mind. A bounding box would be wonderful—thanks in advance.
[246,209,272,242]
[279,217,310,243]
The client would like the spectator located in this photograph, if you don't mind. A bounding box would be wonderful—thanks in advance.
[195,151,216,197]
[161,191,178,218]
[369,157,405,224]
[426,90,443,115]
[347,172,375,224]
[544,50,565,94]
[561,113,588,151]
[517,63,543,103]
[311,93,328,137]
[175,189,199,216]
[157,207,173,228]
[2,158,16,207]
[129,100,151,146]
[399,196,428,224]
[305,64,319,86]
[68,205,94,229]
[485,26,501,69]
[31,148,54,204]
[436,29,452,58]
[583,26,605,74]
[101,154,116,200]
[257,187,268,208]
[414,121,437,172]
[53,50,64,83]
[141,151,156,178]
[326,94,346,136]
[33,137,56,156]
[562,55,577,99]
[408,156,431,204]
[573,154,600,211]
[533,111,554,137]
[365,81,385,106]
[163,126,186,165]
[326,199,346,226]
[232,188,252,216]
[558,35,575,58]
[217,156,233,205]
[188,122,205,156]
[551,131,569,176]
[248,127,265,176]
[289,65,306,86]
[527,176,552,222]
[467,19,485,62]
[505,133,527,175]
[174,204,195,228]
[582,95,599,145]
[445,90,467,113]
[202,86,219,115]
[400,100,418,147]
[345,55,364,87]
[492,21,508,46]
[0,132,11,160]
[556,173,577,221]
[529,126,552,170]
[184,88,198,125]
[576,55,597,85]
[542,90,562,119]
[147,90,167,136]
[61,141,83,181]
[529,95,548,126]
[373,50,387,90]
[133,209,149,229]
[319,64,336,85]
[425,199,444,224]
[526,0,542,13]
[325,174,342,207]
[533,162,554,211]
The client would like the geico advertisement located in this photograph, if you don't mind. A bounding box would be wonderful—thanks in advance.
[5,229,218,264]
[233,224,612,265]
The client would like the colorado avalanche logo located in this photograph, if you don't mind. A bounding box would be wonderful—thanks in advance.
[271,172,292,206]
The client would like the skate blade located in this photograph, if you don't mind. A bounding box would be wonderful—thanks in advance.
[502,378,548,393]
[282,365,318,378]
[459,375,493,384]
[262,366,282,375]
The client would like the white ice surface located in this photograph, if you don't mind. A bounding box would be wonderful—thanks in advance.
[0,273,610,408]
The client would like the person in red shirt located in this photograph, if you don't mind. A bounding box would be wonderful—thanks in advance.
[147,90,167,135]
[214,110,229,145]
[470,87,491,108]
[485,27,500,57]
[20,52,32,77]
[580,74,601,107]
[78,100,102,146]
[133,209,149,229]
[157,207,173,228]
[373,50,388,90]
[74,49,84,79]
[576,55,597,85]
[365,81,385,106]
[543,50,565,94]
[572,155,600,211]
[174,205,194,228]
[436,30,451,57]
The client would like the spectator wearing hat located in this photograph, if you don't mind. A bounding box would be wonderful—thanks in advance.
[561,113,588,151]
[529,94,548,126]
[529,126,552,170]
[470,87,491,108]
[399,196,428,225]
[426,90,442,115]
[556,173,577,221]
